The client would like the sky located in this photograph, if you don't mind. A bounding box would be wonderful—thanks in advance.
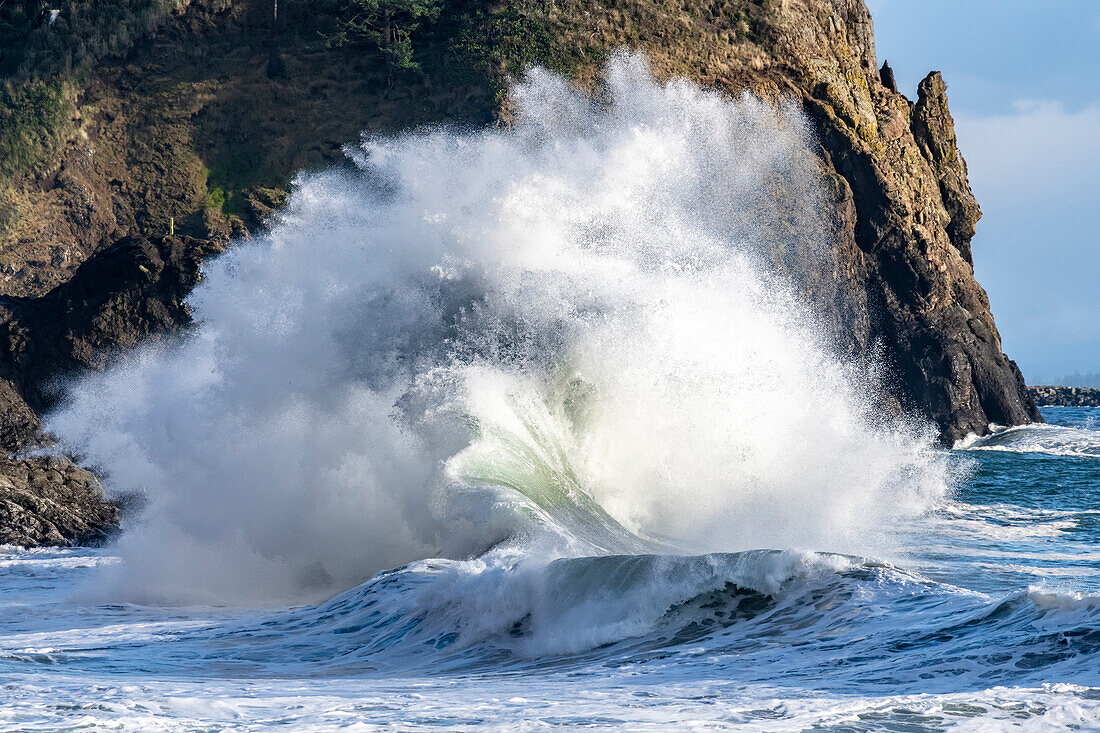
[865,0,1100,385]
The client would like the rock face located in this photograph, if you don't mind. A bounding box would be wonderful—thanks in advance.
[0,235,216,545]
[1029,387,1100,408]
[0,455,118,547]
[757,2,1039,442]
[0,0,1041,545]
[0,234,221,451]
[540,0,1040,441]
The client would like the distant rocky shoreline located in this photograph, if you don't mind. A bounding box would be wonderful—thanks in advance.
[1028,386,1100,408]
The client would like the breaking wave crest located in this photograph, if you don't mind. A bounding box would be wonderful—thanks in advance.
[46,53,951,605]
[955,422,1100,458]
[8,548,1098,693]
[236,551,1100,685]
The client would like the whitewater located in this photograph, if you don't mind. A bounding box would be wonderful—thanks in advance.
[2,55,1098,731]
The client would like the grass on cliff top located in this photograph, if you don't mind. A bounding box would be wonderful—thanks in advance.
[0,0,185,184]
[0,0,779,247]
[445,0,773,106]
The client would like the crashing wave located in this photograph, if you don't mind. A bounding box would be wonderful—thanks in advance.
[46,54,950,605]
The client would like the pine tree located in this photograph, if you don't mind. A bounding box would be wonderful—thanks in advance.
[330,0,442,74]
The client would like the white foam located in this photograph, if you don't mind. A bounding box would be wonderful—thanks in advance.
[955,423,1100,457]
[45,54,951,605]
[3,673,1098,732]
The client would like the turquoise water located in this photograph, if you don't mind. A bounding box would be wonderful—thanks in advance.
[1,407,1097,731]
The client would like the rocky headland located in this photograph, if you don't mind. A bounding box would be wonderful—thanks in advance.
[0,0,1041,545]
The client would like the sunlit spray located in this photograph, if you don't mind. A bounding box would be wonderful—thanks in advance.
[47,53,951,604]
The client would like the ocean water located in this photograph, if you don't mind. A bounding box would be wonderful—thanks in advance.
[2,408,1099,731]
[3,56,1099,730]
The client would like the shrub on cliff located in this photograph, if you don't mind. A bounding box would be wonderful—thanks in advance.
[329,0,443,73]
[1,0,182,80]
[0,0,185,183]
[0,78,74,180]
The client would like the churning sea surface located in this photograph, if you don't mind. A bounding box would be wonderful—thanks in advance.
[1,406,1098,732]
[4,56,1100,731]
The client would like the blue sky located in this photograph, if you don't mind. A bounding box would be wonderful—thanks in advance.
[866,1,1100,384]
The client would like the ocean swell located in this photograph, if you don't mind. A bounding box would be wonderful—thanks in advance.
[7,546,1097,695]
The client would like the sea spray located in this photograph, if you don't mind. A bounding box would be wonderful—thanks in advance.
[47,53,951,604]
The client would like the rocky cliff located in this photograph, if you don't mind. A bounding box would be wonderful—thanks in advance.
[0,0,1040,545]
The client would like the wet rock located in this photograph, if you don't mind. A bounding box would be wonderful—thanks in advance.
[751,1,1041,442]
[0,454,118,547]
[0,233,224,451]
[0,234,219,547]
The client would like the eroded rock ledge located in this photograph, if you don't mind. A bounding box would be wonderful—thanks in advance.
[0,455,118,547]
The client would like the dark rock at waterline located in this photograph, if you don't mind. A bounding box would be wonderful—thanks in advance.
[0,234,223,452]
[1029,386,1100,408]
[0,235,216,548]
[0,455,118,547]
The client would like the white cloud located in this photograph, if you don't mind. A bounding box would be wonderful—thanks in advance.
[955,101,1100,376]
[957,101,1100,202]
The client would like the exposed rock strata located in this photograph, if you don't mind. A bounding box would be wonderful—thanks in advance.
[0,0,1041,544]
[0,455,118,547]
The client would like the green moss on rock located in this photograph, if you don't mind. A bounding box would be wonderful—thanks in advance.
[0,79,76,180]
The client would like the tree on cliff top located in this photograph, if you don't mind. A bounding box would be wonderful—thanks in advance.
[329,0,443,74]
